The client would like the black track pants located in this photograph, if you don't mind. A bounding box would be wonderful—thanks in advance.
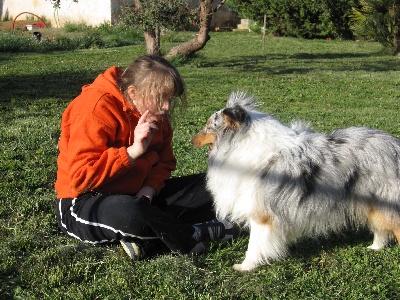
[56,173,215,253]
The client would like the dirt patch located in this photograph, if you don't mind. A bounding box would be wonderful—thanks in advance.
[1,20,28,31]
[0,20,47,31]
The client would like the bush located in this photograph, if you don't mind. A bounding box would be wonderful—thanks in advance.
[63,22,93,33]
[351,0,400,55]
[97,22,144,48]
[227,0,358,39]
[0,23,144,52]
[0,32,30,52]
[277,0,335,38]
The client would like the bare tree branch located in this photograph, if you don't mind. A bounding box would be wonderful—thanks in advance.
[165,0,226,59]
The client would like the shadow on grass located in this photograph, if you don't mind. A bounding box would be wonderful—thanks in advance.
[0,69,102,104]
[199,52,400,75]
[289,228,374,260]
[2,50,398,105]
[185,228,383,275]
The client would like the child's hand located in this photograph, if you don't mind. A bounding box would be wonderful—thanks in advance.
[127,110,159,162]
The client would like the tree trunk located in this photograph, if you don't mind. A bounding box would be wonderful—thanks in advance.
[131,0,162,56]
[165,0,225,59]
[144,27,162,56]
[389,3,400,55]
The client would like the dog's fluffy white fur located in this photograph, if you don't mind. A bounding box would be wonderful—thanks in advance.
[193,92,400,272]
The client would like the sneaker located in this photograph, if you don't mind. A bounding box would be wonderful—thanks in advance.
[120,239,145,261]
[193,218,234,242]
[218,219,234,241]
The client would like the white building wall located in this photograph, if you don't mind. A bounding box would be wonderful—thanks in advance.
[1,0,238,29]
[1,0,113,27]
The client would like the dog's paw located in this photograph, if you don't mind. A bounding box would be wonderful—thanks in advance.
[232,263,254,272]
[233,264,246,272]
[367,244,384,250]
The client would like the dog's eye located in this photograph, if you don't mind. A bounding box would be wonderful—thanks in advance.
[212,114,220,126]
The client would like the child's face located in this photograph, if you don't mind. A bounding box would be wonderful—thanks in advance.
[128,87,171,122]
[143,96,171,122]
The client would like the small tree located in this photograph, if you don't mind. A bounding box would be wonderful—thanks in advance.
[122,0,196,57]
[351,0,400,54]
[50,0,227,58]
[123,0,226,58]
[165,0,226,59]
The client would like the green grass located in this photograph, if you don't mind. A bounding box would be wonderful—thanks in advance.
[0,22,145,52]
[1,31,400,299]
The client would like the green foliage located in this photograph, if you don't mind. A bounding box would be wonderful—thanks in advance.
[350,0,400,55]
[0,23,144,52]
[1,32,400,298]
[227,0,358,39]
[122,0,198,32]
[46,0,78,9]
[63,22,92,33]
[1,9,11,21]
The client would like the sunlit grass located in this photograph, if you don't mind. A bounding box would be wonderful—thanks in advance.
[1,31,400,299]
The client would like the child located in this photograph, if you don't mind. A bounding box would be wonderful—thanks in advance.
[55,55,232,260]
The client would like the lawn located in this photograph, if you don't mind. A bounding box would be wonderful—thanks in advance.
[1,31,400,299]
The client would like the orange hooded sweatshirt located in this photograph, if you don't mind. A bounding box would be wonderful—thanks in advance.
[55,66,176,198]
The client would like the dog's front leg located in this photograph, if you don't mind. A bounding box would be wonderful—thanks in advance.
[233,219,286,272]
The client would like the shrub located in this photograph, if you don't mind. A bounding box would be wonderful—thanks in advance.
[0,23,144,52]
[63,22,93,33]
[227,0,358,39]
[350,0,400,55]
[0,32,29,52]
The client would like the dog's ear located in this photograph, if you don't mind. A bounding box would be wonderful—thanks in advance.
[222,105,250,130]
[227,91,257,111]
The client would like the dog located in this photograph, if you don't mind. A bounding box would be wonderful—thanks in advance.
[192,92,400,272]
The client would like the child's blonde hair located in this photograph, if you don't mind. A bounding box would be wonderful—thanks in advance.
[119,55,186,117]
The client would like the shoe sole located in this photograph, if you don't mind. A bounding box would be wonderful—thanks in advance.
[120,241,142,261]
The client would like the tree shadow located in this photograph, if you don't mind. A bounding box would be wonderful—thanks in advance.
[1,49,397,105]
[199,51,400,75]
[0,69,101,104]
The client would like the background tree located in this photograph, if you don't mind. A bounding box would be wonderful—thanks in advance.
[122,0,227,58]
[122,0,196,56]
[49,0,227,58]
[351,0,400,54]
[165,0,227,59]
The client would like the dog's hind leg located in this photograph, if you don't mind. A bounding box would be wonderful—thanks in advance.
[392,228,400,246]
[367,207,395,250]
[233,219,287,272]
[367,230,390,250]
